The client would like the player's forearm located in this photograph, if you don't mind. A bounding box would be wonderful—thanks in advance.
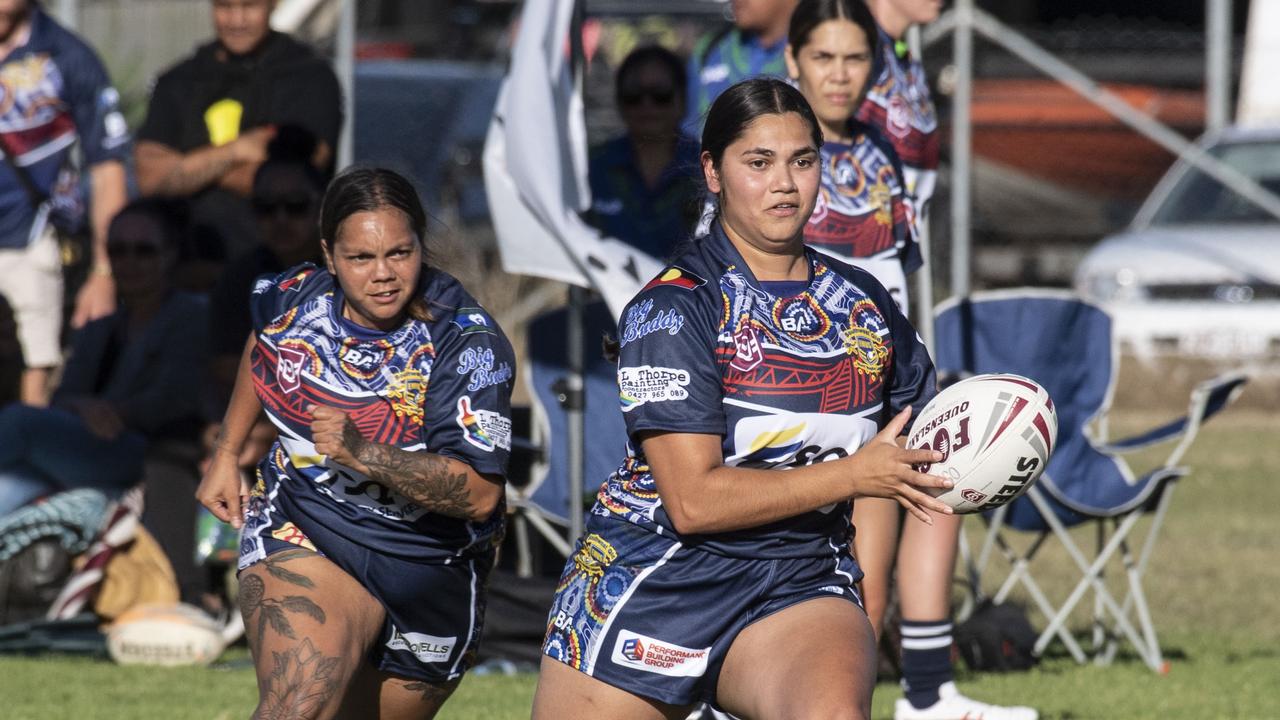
[657,461,855,535]
[213,334,265,461]
[217,160,259,196]
[135,140,238,197]
[352,442,503,522]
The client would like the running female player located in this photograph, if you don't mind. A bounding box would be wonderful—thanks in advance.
[786,0,920,315]
[855,2,1038,718]
[196,167,515,720]
[533,78,953,720]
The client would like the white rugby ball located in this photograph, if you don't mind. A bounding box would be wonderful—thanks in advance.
[107,602,226,667]
[908,373,1058,514]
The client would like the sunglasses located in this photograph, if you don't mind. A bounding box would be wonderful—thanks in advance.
[620,87,676,107]
[107,242,163,259]
[252,197,313,217]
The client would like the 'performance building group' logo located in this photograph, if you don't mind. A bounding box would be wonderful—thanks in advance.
[611,630,709,677]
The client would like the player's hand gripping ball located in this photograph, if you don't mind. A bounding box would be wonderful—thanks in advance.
[907,374,1057,514]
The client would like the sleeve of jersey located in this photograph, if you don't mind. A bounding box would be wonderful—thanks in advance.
[885,293,937,420]
[249,264,326,336]
[617,287,725,437]
[63,42,130,165]
[417,312,516,477]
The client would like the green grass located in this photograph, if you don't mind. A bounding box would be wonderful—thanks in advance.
[0,408,1275,719]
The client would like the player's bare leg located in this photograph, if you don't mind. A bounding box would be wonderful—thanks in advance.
[852,496,903,639]
[531,655,691,720]
[716,597,876,720]
[896,511,961,620]
[240,549,385,720]
[336,666,460,720]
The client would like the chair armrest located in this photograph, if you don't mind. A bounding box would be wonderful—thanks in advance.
[1098,372,1248,460]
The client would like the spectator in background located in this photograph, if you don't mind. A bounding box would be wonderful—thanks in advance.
[205,126,325,415]
[134,0,341,272]
[0,0,129,406]
[588,46,700,260]
[683,0,799,136]
[0,198,208,516]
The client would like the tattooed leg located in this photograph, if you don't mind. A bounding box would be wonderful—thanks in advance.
[335,669,462,720]
[240,550,386,720]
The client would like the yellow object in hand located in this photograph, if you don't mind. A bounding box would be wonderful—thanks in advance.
[204,98,244,147]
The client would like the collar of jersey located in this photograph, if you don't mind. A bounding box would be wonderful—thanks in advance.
[706,220,818,296]
[330,284,417,343]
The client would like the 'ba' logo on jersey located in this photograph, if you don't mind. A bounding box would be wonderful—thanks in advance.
[773,294,829,341]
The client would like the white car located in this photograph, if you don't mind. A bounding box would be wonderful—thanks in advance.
[1073,125,1280,359]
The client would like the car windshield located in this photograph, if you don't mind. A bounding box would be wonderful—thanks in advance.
[1150,140,1280,225]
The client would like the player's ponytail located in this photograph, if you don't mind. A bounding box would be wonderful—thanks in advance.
[319,166,435,322]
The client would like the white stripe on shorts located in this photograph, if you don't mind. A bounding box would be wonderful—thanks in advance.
[584,540,683,674]
[448,558,478,678]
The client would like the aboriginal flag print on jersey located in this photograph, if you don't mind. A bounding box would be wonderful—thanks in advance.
[241,263,516,564]
[598,223,936,560]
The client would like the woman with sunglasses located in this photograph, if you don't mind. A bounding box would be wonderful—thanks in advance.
[196,167,516,719]
[534,77,951,720]
[0,198,207,515]
[588,45,701,260]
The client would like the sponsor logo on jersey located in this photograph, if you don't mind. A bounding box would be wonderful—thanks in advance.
[620,299,685,347]
[270,522,317,551]
[387,369,427,425]
[843,323,888,378]
[611,630,709,677]
[642,266,707,292]
[386,627,456,664]
[773,294,830,341]
[451,307,495,336]
[729,324,763,372]
[700,63,730,84]
[618,365,690,412]
[456,346,513,392]
[339,338,392,378]
[277,345,306,393]
[455,396,512,452]
[728,413,878,468]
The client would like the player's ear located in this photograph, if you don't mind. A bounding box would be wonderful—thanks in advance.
[702,151,721,194]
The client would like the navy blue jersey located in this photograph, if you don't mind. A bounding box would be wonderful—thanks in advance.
[244,264,515,563]
[595,223,936,559]
[0,9,130,247]
[806,120,922,312]
[682,27,788,137]
[856,26,939,218]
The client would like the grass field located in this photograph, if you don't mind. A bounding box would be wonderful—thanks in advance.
[1,407,1275,719]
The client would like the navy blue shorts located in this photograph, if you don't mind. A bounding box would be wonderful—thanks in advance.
[238,478,490,683]
[541,519,864,707]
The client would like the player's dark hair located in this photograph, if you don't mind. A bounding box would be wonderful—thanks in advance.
[701,78,823,171]
[788,0,880,63]
[319,166,433,323]
[614,45,687,106]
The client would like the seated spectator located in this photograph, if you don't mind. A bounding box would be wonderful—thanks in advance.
[0,198,208,516]
[587,45,701,260]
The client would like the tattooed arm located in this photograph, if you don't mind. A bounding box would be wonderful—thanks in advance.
[309,404,503,522]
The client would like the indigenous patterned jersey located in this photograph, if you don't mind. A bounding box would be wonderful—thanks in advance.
[0,9,129,248]
[596,223,936,559]
[243,264,515,563]
[856,26,939,222]
[805,120,922,301]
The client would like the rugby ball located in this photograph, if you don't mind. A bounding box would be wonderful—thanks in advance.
[107,602,226,667]
[907,374,1057,514]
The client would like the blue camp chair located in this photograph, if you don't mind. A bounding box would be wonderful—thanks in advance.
[933,289,1247,672]
[509,300,626,567]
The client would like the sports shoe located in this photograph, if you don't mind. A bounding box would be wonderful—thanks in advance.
[894,682,1039,720]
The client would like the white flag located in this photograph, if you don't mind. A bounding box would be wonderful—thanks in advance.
[482,0,662,316]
